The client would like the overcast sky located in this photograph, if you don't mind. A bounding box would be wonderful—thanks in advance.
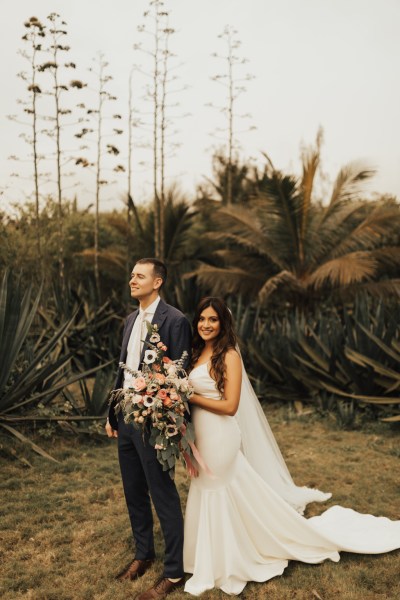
[1,0,399,211]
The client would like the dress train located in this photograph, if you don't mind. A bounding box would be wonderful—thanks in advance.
[183,362,400,596]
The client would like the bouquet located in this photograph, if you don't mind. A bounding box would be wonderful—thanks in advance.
[110,322,198,479]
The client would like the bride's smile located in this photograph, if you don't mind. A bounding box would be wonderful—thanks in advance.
[197,306,221,342]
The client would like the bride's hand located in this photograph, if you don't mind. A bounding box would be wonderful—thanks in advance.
[187,463,199,478]
[189,393,198,405]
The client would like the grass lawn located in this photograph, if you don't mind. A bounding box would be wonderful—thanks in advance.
[1,406,399,600]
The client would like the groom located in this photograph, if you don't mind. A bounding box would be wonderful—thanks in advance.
[106,258,192,600]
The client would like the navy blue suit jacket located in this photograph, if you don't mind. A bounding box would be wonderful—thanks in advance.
[108,298,192,430]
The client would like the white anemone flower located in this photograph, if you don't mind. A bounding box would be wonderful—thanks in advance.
[143,349,157,364]
[147,382,158,393]
[150,332,161,343]
[165,424,178,438]
[143,395,156,408]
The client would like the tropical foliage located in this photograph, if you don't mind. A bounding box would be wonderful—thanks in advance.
[107,187,203,310]
[237,294,400,426]
[1,140,400,448]
[0,271,116,459]
[191,143,400,306]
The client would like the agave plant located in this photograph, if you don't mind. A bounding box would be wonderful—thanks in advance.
[0,270,113,460]
[240,295,400,425]
[190,136,400,305]
[326,297,400,422]
[43,278,122,371]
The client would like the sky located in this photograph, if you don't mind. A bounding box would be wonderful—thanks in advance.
[1,0,400,212]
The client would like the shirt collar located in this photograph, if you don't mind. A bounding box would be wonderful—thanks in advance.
[140,295,161,317]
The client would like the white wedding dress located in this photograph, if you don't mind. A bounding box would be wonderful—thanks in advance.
[183,362,400,596]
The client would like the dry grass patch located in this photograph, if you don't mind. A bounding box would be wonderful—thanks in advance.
[1,406,399,600]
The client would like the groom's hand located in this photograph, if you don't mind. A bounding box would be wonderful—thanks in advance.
[105,419,118,438]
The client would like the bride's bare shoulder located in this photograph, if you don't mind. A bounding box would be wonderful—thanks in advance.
[224,348,241,367]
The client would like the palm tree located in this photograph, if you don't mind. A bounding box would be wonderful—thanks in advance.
[190,142,400,305]
[198,153,253,205]
[104,186,203,311]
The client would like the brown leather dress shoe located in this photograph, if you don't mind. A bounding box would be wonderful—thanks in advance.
[135,576,184,599]
[115,558,155,581]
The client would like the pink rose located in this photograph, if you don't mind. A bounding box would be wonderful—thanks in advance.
[162,397,173,408]
[157,389,168,400]
[155,373,165,384]
[133,377,146,392]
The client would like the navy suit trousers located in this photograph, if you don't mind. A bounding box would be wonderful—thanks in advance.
[117,412,184,578]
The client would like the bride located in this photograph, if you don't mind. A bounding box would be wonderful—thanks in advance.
[183,297,400,596]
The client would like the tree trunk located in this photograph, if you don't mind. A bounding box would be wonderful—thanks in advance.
[159,25,170,262]
[227,33,234,206]
[31,46,42,271]
[152,3,160,258]
[52,43,65,285]
[94,67,103,300]
[126,68,134,287]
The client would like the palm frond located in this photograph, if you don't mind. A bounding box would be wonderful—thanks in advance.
[215,204,264,237]
[258,270,305,304]
[165,200,196,262]
[212,248,274,270]
[105,214,133,237]
[370,246,400,269]
[327,206,400,259]
[206,230,267,259]
[184,264,262,296]
[328,162,375,209]
[254,169,302,261]
[300,134,321,247]
[308,201,368,265]
[77,248,126,271]
[307,252,378,288]
[213,209,264,251]
[127,193,145,237]
[299,149,319,267]
[213,204,291,271]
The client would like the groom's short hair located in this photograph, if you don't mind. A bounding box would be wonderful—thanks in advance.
[136,257,167,286]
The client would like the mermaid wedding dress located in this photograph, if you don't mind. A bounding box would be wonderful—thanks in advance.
[183,361,400,596]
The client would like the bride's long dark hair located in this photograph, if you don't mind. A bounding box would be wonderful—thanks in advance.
[191,297,238,396]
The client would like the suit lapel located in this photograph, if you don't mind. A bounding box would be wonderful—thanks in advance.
[139,298,168,363]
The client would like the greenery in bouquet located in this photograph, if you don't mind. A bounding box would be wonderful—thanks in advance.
[110,322,196,478]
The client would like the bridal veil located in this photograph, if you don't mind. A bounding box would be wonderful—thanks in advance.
[234,357,331,513]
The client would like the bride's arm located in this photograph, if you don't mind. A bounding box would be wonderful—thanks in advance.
[189,350,242,416]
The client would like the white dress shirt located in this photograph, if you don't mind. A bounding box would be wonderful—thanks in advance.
[123,295,161,388]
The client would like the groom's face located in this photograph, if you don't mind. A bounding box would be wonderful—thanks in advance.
[129,263,162,301]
